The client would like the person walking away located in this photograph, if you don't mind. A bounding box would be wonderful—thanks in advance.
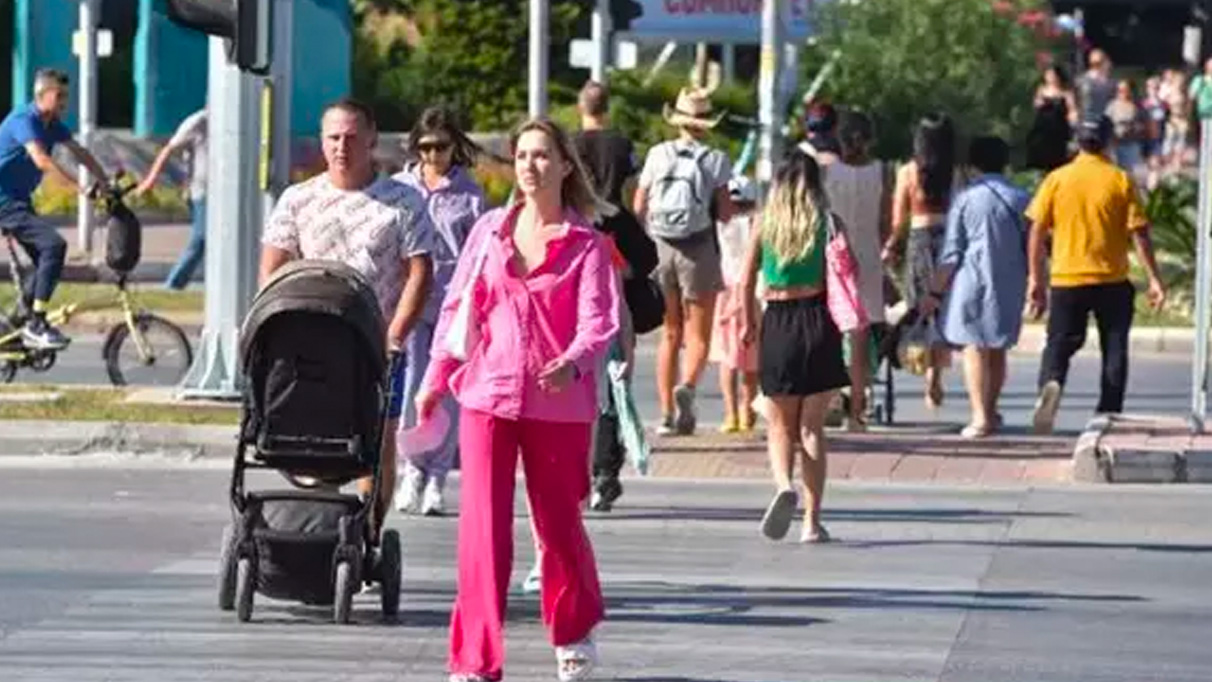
[919,136,1029,438]
[1141,76,1169,189]
[0,68,110,349]
[1077,49,1116,124]
[884,113,957,409]
[134,108,208,290]
[740,151,850,544]
[1105,80,1144,173]
[711,175,759,433]
[1025,116,1166,434]
[797,102,841,165]
[1027,65,1077,172]
[634,86,736,435]
[415,118,619,682]
[392,106,486,517]
[572,80,656,512]
[825,111,889,431]
[259,98,435,533]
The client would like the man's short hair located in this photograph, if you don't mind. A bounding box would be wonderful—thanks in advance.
[33,68,69,95]
[578,81,609,117]
[967,136,1009,174]
[322,97,377,131]
[1076,115,1113,153]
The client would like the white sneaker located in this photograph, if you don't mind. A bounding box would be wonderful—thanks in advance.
[1032,380,1062,435]
[393,464,424,514]
[421,476,445,516]
[522,561,542,595]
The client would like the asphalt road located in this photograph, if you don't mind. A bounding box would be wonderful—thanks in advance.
[12,334,1195,436]
[0,459,1209,681]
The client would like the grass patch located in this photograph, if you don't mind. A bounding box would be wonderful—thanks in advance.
[0,386,238,425]
[0,283,203,316]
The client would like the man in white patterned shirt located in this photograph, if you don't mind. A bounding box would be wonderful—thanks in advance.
[260,98,434,531]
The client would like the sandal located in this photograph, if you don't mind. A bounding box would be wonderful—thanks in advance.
[960,423,993,439]
[760,489,798,541]
[448,674,493,682]
[800,524,832,544]
[556,636,598,682]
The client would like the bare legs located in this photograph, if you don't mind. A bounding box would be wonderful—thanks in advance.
[960,346,1008,437]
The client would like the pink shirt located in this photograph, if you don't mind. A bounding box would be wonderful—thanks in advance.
[421,204,621,424]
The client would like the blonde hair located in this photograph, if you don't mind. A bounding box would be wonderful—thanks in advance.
[509,117,601,221]
[761,152,827,265]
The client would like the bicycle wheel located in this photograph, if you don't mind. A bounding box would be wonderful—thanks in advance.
[104,314,193,386]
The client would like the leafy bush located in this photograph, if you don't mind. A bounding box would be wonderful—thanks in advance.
[1143,175,1198,314]
[32,179,187,218]
[803,0,1058,161]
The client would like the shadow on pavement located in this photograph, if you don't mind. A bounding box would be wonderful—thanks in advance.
[597,506,1073,524]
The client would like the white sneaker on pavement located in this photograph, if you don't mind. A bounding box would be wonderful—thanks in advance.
[1032,380,1062,435]
[394,463,424,514]
[421,476,445,516]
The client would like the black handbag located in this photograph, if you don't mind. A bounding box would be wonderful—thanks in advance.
[624,276,665,335]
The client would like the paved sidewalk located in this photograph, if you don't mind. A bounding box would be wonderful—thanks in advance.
[1075,413,1212,483]
[649,428,1076,483]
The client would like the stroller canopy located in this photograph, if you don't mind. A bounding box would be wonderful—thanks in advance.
[240,260,387,376]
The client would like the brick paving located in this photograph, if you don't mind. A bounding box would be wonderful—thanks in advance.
[648,428,1076,483]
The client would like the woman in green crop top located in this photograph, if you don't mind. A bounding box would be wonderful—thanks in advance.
[739,151,851,545]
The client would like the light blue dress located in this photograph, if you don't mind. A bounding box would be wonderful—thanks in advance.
[938,174,1030,349]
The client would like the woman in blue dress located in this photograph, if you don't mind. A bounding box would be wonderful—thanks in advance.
[919,136,1029,438]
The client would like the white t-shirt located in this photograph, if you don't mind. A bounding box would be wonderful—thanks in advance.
[262,174,436,318]
[169,110,207,201]
[717,213,751,286]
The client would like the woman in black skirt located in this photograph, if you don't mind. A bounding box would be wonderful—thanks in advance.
[740,152,851,543]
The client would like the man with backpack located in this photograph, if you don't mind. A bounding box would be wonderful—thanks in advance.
[634,87,736,436]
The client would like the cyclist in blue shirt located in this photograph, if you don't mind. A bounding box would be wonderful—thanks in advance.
[0,68,109,349]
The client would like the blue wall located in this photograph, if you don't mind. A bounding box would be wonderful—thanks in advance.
[291,0,352,136]
[134,0,208,137]
[11,0,79,129]
[12,0,352,138]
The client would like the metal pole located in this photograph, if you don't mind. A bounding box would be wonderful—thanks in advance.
[757,0,785,192]
[590,0,611,83]
[722,43,736,83]
[264,0,293,213]
[76,0,99,261]
[528,0,549,117]
[178,37,263,400]
[1191,118,1212,432]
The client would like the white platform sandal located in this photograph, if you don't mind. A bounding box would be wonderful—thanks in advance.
[556,636,598,682]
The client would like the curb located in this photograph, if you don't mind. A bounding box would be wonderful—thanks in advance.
[0,420,236,460]
[1072,413,1212,483]
[1017,325,1195,356]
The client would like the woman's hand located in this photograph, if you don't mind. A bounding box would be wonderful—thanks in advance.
[538,358,577,392]
[415,390,441,422]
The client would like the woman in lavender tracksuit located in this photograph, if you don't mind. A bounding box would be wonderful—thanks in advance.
[393,106,487,516]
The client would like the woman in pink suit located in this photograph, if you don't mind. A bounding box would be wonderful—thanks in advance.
[416,117,620,682]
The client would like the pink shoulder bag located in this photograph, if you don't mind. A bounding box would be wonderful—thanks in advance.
[823,212,869,333]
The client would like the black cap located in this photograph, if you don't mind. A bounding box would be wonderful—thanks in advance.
[1077,115,1113,147]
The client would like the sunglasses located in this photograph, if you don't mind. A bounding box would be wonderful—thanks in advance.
[417,140,453,153]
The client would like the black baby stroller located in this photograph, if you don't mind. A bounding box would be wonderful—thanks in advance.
[217,260,402,624]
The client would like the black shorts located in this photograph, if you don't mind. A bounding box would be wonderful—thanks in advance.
[759,296,850,397]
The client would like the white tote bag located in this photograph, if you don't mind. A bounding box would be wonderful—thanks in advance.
[443,230,493,361]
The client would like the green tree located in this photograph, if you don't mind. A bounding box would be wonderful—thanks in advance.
[352,0,588,132]
[804,0,1058,161]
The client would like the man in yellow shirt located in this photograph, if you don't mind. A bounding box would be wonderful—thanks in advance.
[1025,116,1166,434]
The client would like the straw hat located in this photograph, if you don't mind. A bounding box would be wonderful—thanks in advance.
[663,87,724,130]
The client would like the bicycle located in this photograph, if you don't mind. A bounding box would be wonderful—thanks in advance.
[0,178,194,386]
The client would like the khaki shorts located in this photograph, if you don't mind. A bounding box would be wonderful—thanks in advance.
[655,232,724,303]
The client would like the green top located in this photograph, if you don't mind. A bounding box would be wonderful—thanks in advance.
[760,217,826,288]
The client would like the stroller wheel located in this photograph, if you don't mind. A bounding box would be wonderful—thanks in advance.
[217,524,237,611]
[235,556,255,623]
[379,530,402,619]
[334,560,355,624]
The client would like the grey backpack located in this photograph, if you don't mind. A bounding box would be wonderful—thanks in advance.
[647,143,713,240]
